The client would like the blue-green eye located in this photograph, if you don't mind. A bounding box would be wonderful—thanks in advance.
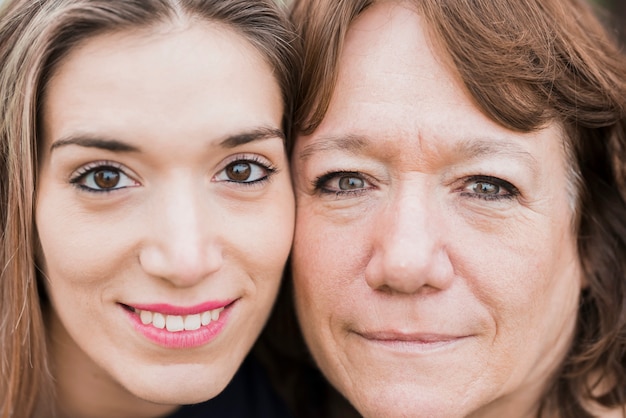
[314,171,373,196]
[338,176,366,190]
[461,176,518,201]
[472,181,499,195]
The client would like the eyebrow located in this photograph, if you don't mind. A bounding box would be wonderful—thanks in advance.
[298,134,367,161]
[49,127,286,153]
[453,139,538,169]
[219,127,286,148]
[50,136,140,153]
[298,133,538,168]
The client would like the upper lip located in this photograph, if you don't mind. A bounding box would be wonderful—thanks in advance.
[124,300,235,316]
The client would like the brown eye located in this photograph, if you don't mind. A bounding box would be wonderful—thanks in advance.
[71,164,137,192]
[215,159,273,184]
[94,169,121,189]
[226,162,252,182]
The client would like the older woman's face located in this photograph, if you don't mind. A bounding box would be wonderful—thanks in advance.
[291,2,582,417]
[36,23,293,414]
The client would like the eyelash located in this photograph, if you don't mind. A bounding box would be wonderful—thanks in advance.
[312,171,519,202]
[313,170,374,197]
[70,155,277,193]
[215,155,278,187]
[69,161,136,193]
[458,175,519,201]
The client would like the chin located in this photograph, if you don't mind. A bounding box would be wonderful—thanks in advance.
[348,384,472,418]
[124,366,234,406]
[132,384,225,407]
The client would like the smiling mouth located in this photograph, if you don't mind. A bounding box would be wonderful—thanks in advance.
[121,304,226,333]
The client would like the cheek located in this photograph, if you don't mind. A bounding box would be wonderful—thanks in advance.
[36,199,127,288]
[232,192,295,278]
[455,214,581,353]
[292,206,372,324]
[35,191,151,330]
[36,216,117,350]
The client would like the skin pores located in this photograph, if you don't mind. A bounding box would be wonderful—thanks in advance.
[36,22,293,417]
[291,3,582,417]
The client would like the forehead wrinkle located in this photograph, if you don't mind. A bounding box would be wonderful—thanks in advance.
[453,138,538,171]
[297,131,539,175]
[298,134,371,161]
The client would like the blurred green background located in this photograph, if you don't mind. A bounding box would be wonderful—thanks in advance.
[593,0,626,46]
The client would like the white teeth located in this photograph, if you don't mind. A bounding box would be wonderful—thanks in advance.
[140,310,153,325]
[211,307,224,321]
[153,313,166,329]
[184,314,201,331]
[136,308,225,332]
[166,315,184,332]
[201,311,212,326]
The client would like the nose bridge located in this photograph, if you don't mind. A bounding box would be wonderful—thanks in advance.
[140,175,222,285]
[163,184,206,255]
[365,177,453,293]
[383,180,434,264]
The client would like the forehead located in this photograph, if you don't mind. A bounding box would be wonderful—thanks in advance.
[296,1,570,186]
[323,3,469,132]
[41,21,283,150]
[46,20,265,94]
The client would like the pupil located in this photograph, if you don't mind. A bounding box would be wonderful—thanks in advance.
[339,176,364,190]
[227,163,251,181]
[476,182,498,194]
[94,170,120,189]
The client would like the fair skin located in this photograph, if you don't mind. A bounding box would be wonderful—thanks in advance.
[36,21,293,418]
[291,3,582,418]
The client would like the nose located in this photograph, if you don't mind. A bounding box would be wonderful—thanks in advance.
[364,180,454,294]
[139,182,223,287]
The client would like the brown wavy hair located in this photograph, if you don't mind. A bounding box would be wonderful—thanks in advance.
[0,1,299,417]
[288,0,626,415]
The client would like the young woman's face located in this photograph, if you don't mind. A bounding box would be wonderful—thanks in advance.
[36,22,293,414]
[291,2,582,417]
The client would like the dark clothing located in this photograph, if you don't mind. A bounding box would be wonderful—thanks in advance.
[165,355,293,418]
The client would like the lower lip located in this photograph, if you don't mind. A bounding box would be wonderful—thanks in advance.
[123,305,232,349]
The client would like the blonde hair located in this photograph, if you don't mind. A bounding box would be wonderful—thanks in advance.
[0,1,299,417]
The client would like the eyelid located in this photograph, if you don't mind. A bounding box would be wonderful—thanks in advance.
[458,175,520,201]
[213,153,279,186]
[69,160,139,192]
[215,153,276,172]
[70,160,124,179]
[313,170,375,196]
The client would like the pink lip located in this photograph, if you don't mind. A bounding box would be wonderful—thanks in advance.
[355,330,471,352]
[359,331,463,343]
[121,300,236,349]
[128,300,233,315]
